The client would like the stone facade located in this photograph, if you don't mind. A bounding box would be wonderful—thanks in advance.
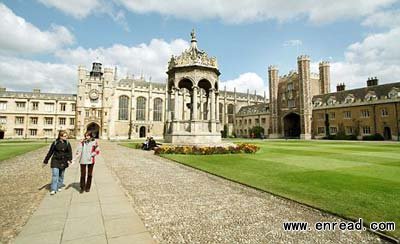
[236,57,399,141]
[0,88,76,139]
[264,55,329,139]
[312,80,400,140]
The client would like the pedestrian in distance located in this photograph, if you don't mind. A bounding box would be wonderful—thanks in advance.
[43,130,72,195]
[74,131,100,193]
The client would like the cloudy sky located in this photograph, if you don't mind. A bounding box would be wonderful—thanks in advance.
[1,0,400,96]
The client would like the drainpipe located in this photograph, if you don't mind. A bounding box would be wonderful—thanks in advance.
[373,104,377,134]
[396,102,399,141]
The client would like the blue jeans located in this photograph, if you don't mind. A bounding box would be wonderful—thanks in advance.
[51,167,65,192]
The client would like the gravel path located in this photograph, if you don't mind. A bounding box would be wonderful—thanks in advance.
[101,141,384,244]
[0,145,50,244]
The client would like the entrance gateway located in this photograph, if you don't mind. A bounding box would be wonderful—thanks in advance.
[283,112,300,138]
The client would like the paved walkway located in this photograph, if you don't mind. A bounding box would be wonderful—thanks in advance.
[13,147,155,244]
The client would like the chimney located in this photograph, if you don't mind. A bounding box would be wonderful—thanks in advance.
[336,83,345,92]
[367,77,378,87]
[33,88,41,93]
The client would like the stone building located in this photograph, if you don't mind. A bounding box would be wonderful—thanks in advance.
[0,88,76,139]
[2,31,398,141]
[235,103,270,137]
[312,79,400,140]
[266,55,330,139]
[235,56,400,141]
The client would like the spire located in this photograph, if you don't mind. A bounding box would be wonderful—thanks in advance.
[190,28,197,49]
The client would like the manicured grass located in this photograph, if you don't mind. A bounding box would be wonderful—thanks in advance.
[161,140,400,238]
[0,142,47,162]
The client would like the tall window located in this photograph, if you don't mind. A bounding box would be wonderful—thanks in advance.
[32,102,39,111]
[44,117,53,125]
[59,118,66,125]
[44,103,54,112]
[71,103,76,111]
[361,109,370,118]
[118,96,129,120]
[30,117,38,125]
[344,111,351,119]
[136,97,146,121]
[60,103,66,112]
[15,128,23,136]
[219,103,223,122]
[0,101,7,110]
[381,108,388,117]
[227,104,234,123]
[15,117,24,124]
[153,98,163,121]
[16,102,26,110]
[30,129,37,136]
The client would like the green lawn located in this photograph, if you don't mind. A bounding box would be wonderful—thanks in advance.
[0,142,47,162]
[161,140,400,238]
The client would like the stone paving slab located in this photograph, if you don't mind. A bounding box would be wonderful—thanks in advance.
[13,144,155,244]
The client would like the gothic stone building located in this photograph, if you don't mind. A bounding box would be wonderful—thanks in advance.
[1,33,399,140]
[234,56,400,140]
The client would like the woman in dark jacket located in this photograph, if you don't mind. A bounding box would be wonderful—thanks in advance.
[43,130,72,195]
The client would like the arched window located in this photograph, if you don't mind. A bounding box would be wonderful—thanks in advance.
[136,97,146,121]
[219,103,223,122]
[153,98,163,121]
[118,96,129,120]
[227,104,234,123]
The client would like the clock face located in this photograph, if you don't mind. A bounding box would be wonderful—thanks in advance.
[89,89,99,100]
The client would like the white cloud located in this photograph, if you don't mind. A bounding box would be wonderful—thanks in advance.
[0,56,76,93]
[329,27,400,90]
[55,38,189,82]
[38,0,130,31]
[220,72,266,95]
[283,40,302,47]
[116,0,396,24]
[38,0,101,19]
[0,3,74,54]
[361,9,400,28]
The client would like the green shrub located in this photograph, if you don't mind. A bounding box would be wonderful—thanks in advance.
[362,133,384,141]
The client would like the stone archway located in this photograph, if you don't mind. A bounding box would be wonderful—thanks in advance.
[283,113,300,138]
[86,122,100,139]
[384,127,392,140]
[139,126,146,138]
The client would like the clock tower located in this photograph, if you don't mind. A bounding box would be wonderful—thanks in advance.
[76,62,114,139]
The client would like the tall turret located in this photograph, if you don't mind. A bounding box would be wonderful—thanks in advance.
[319,61,330,94]
[297,55,312,140]
[268,65,279,138]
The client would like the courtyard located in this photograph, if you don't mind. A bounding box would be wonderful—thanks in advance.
[1,139,398,243]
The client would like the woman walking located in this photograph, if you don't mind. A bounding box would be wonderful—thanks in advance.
[75,131,100,193]
[43,130,72,195]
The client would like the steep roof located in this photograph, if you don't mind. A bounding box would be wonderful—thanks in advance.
[236,103,269,116]
[312,82,400,103]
